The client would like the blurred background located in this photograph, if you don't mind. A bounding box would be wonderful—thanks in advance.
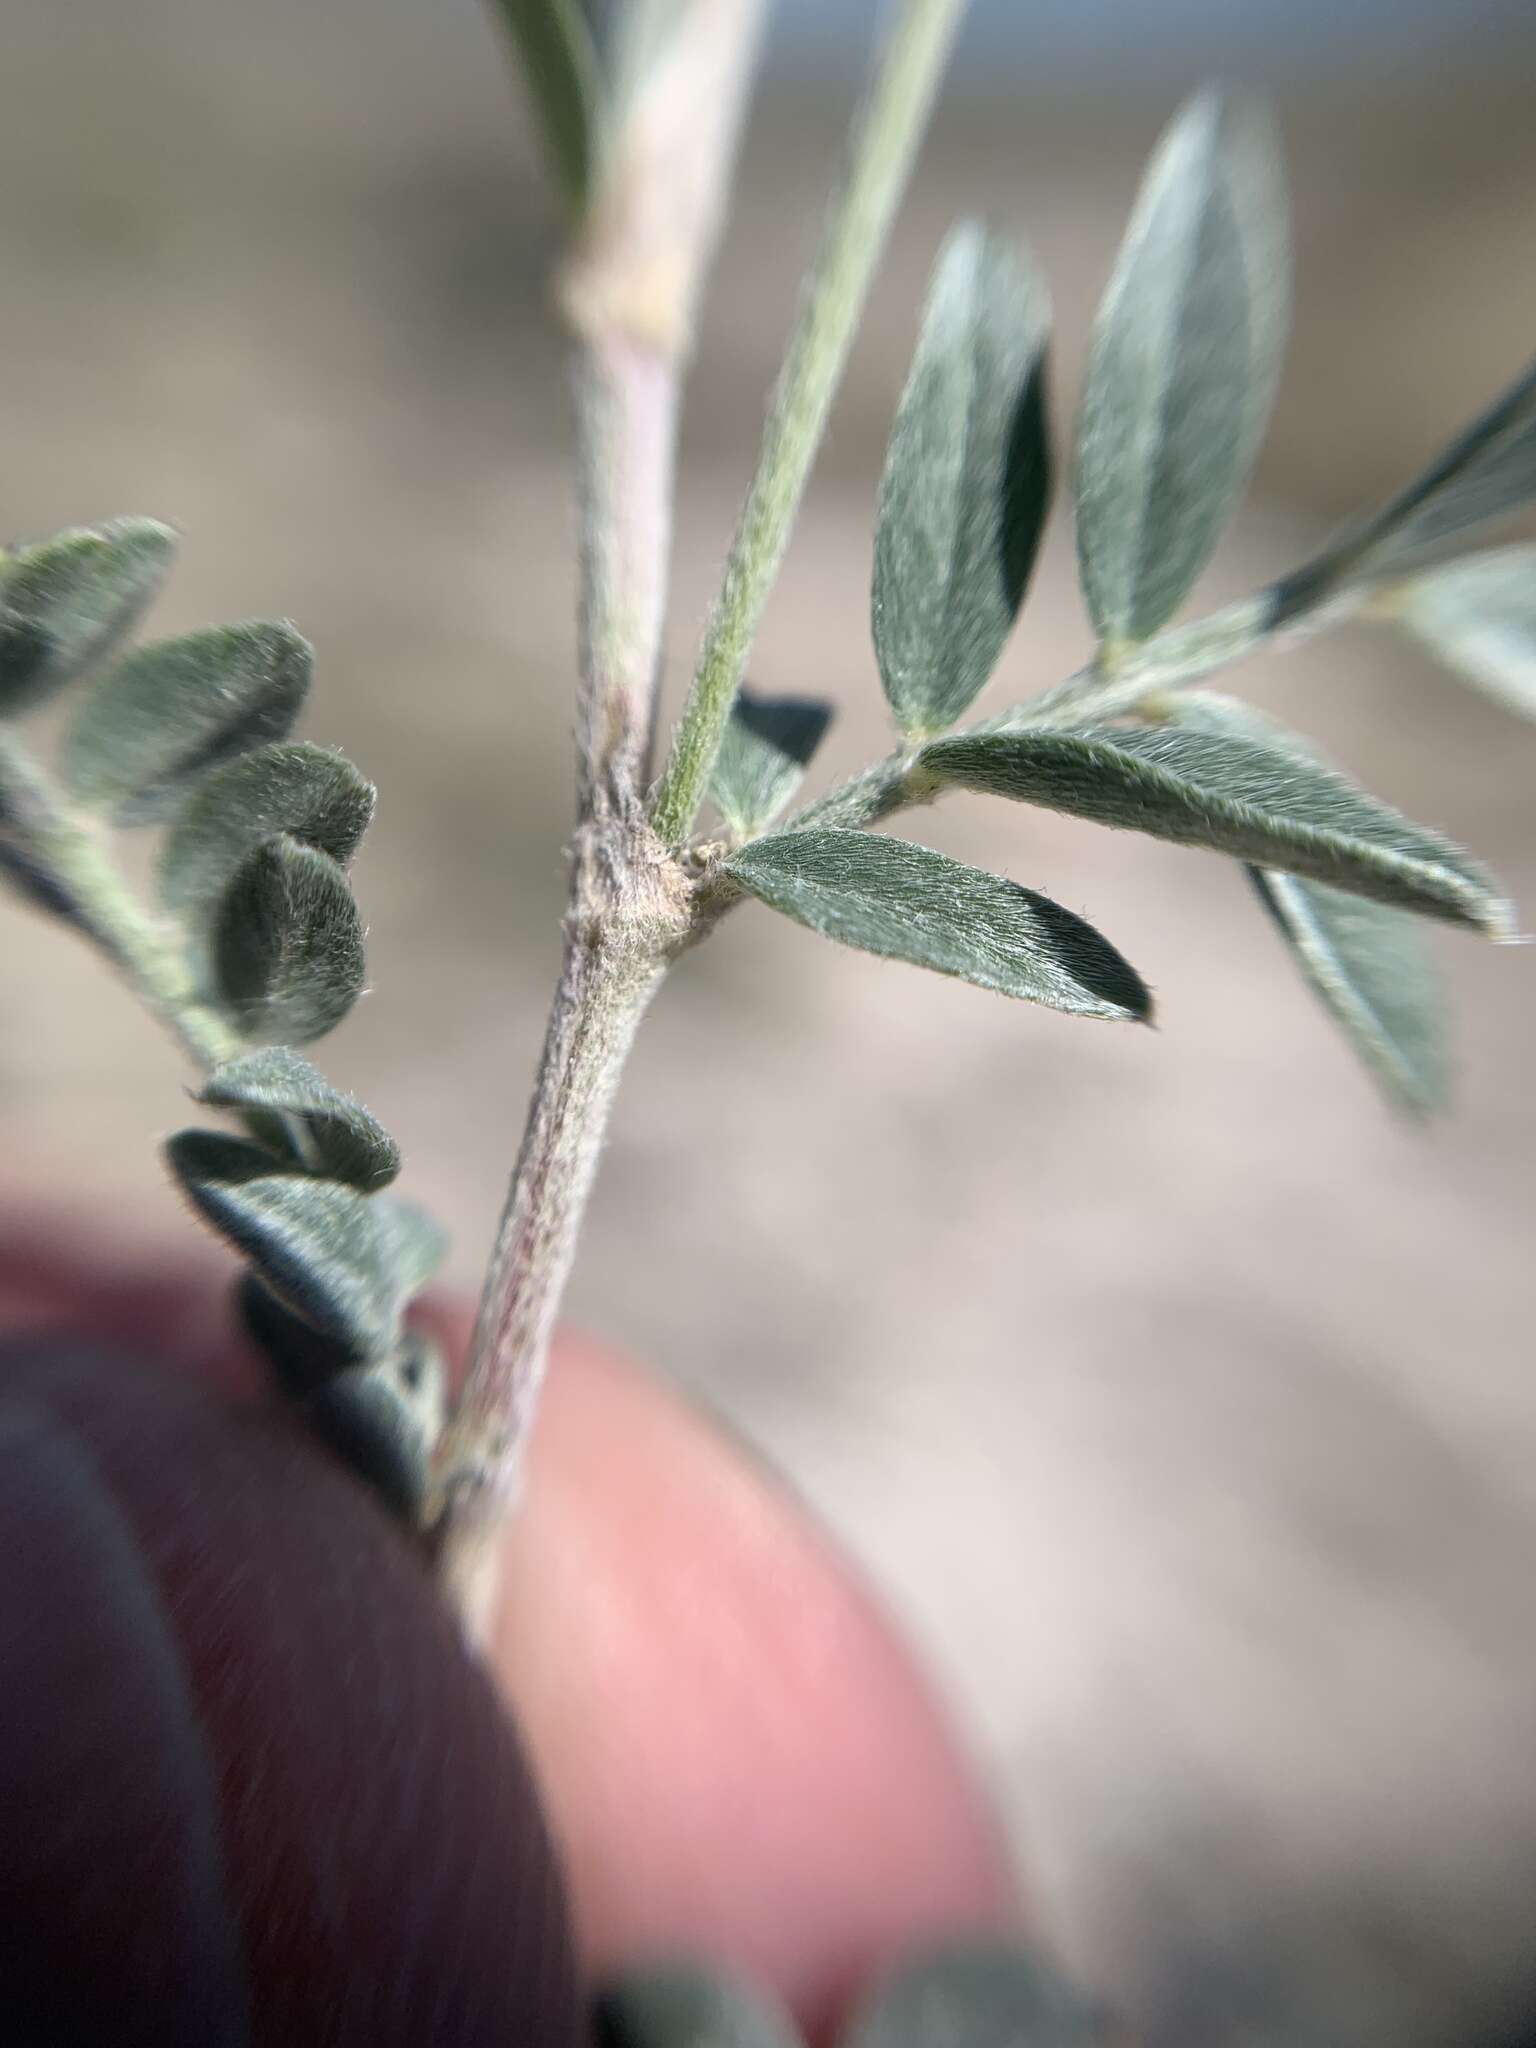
[3,1,1536,2040]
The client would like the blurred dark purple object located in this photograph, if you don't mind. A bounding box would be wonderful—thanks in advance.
[0,1334,582,2047]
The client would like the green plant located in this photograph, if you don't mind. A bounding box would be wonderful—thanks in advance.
[3,3,1533,2034]
[0,529,449,1514]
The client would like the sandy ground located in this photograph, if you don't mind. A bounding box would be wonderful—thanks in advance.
[3,5,1536,2040]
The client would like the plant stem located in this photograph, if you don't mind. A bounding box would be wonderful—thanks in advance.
[0,733,241,1071]
[571,338,680,802]
[439,0,974,1630]
[432,0,768,1624]
[433,873,678,1630]
[648,0,972,848]
[561,0,768,804]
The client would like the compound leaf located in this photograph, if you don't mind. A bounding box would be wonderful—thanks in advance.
[1163,690,1450,1114]
[160,742,374,914]
[238,1272,364,1390]
[63,620,311,823]
[238,1272,444,1522]
[919,724,1510,934]
[301,1333,446,1524]
[211,837,365,1045]
[1251,869,1446,1116]
[372,1194,450,1304]
[166,1129,397,1358]
[726,828,1151,1022]
[1073,91,1288,647]
[0,519,175,716]
[711,688,834,840]
[199,1046,400,1192]
[1276,358,1536,618]
[873,221,1052,734]
[1390,545,1536,721]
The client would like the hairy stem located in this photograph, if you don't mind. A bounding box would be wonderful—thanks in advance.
[562,0,768,802]
[440,0,973,1630]
[0,733,241,1071]
[572,339,680,801]
[433,0,768,1624]
[648,0,972,847]
[433,881,674,1629]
